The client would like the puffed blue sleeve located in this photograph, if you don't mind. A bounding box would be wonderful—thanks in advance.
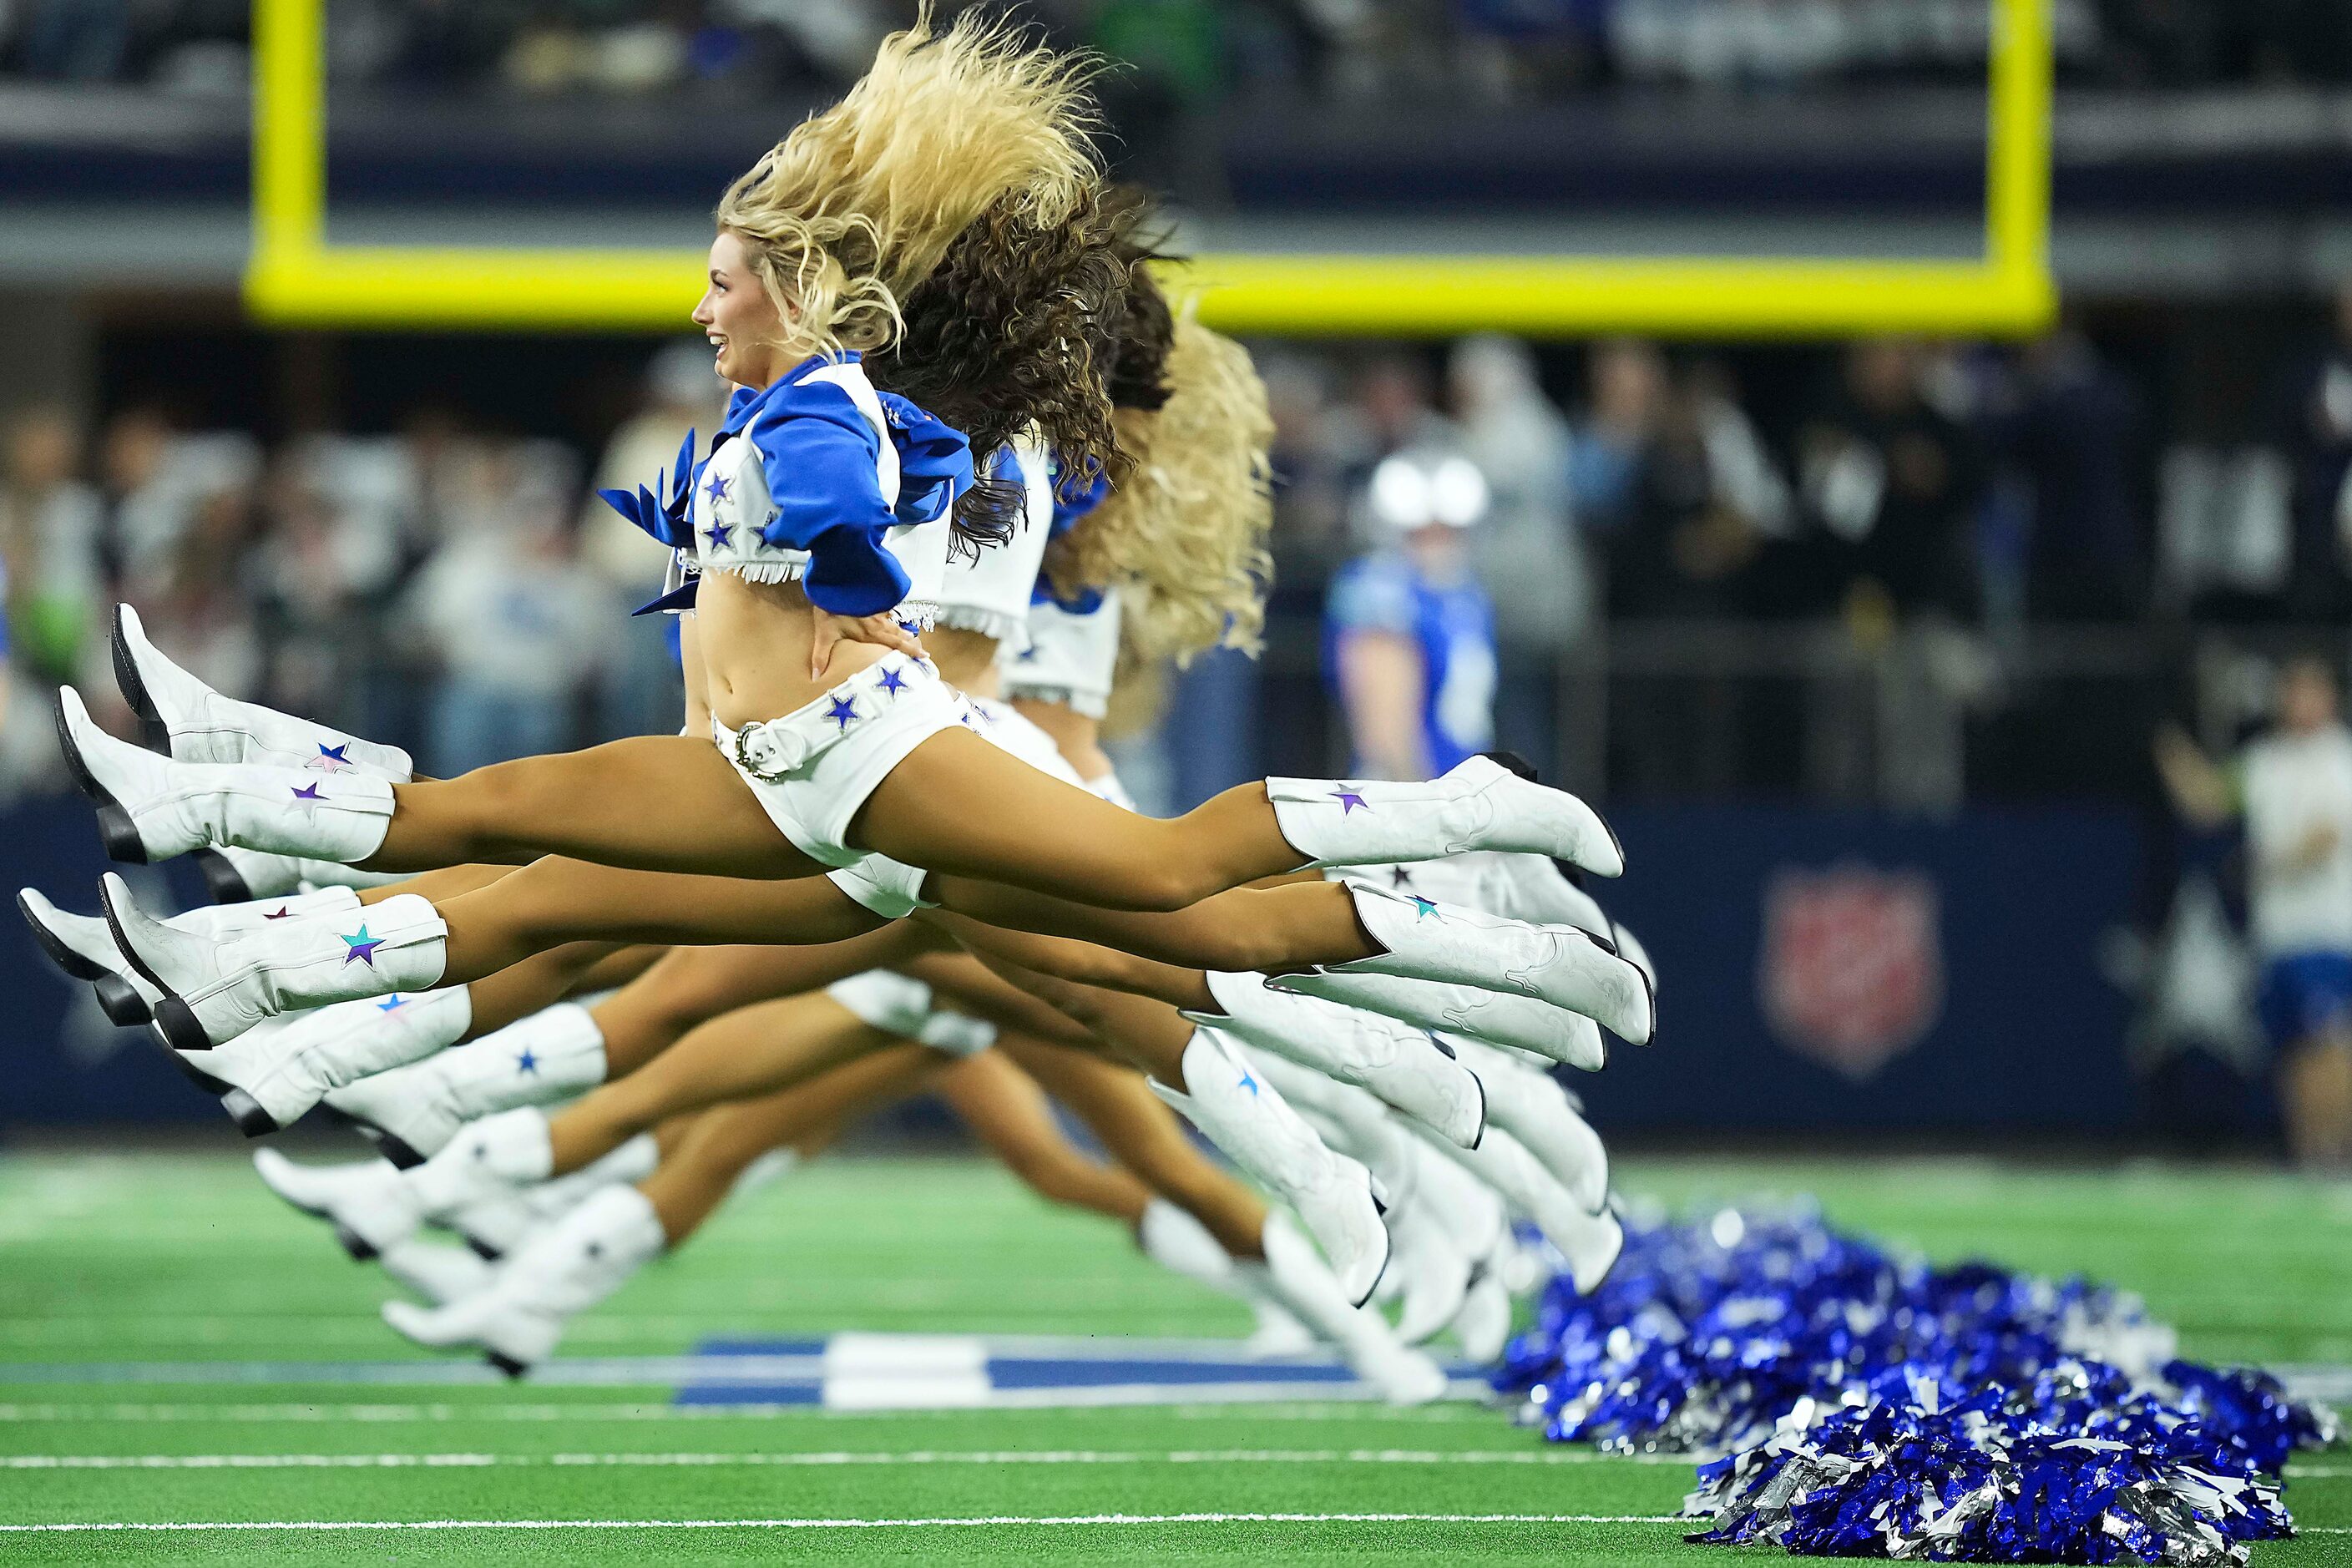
[1029,460,1112,611]
[745,397,912,618]
[878,392,973,528]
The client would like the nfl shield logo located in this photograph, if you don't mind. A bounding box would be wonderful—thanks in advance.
[1758,863,1944,1079]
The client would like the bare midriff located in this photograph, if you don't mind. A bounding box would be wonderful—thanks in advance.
[695,570,897,730]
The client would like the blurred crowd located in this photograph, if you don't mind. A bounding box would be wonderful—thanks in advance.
[5,1,2349,102]
[6,300,2352,807]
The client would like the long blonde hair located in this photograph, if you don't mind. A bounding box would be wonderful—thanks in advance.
[715,8,1101,362]
[1052,316,1276,665]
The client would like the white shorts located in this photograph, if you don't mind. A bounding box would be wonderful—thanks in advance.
[826,855,933,920]
[711,653,962,867]
[956,695,1086,787]
[826,969,998,1058]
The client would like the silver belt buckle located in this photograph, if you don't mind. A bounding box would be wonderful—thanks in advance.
[731,719,804,783]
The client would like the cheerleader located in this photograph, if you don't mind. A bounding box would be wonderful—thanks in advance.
[57,16,1642,1061]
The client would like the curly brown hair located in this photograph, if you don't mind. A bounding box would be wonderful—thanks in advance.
[867,185,1130,554]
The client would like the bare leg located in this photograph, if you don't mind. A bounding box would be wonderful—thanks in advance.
[997,1035,1268,1257]
[432,857,888,981]
[545,992,895,1176]
[357,864,515,905]
[918,908,1219,1013]
[460,942,640,1039]
[2281,1027,2352,1172]
[639,1046,938,1241]
[371,737,825,878]
[897,949,1105,1050]
[858,728,1305,910]
[589,928,941,1078]
[936,1048,1154,1227]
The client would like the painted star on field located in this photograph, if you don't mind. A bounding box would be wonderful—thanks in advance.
[515,1050,539,1076]
[306,743,355,774]
[1332,787,1369,814]
[341,926,385,967]
[826,696,859,731]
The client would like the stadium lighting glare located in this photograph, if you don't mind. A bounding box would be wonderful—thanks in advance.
[245,0,2054,337]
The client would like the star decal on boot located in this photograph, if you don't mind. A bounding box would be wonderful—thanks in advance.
[376,994,408,1012]
[1236,1067,1260,1096]
[307,743,355,773]
[515,1050,539,1075]
[262,907,295,920]
[826,696,859,731]
[702,472,731,506]
[1388,866,1415,889]
[289,783,328,812]
[341,926,385,966]
[1332,788,1369,813]
[878,665,908,697]
[1410,896,1440,919]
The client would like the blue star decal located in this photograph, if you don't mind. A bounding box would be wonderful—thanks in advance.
[878,666,908,697]
[1332,788,1369,814]
[341,926,385,966]
[1410,896,1440,919]
[826,696,859,731]
[308,742,354,773]
[376,994,408,1013]
[1237,1067,1260,1096]
[515,1050,539,1075]
[290,783,327,809]
[702,520,734,550]
[702,472,731,506]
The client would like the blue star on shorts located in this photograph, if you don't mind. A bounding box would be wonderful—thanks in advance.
[827,696,859,731]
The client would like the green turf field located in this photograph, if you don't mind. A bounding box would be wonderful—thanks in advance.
[0,1150,2345,1564]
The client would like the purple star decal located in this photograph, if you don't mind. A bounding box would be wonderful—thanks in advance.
[702,520,734,550]
[1409,896,1439,919]
[878,666,908,697]
[376,994,408,1012]
[702,472,731,506]
[1388,867,1414,889]
[826,696,859,731]
[515,1049,539,1075]
[307,743,354,773]
[1332,788,1369,814]
[262,907,295,920]
[290,783,327,807]
[341,925,385,966]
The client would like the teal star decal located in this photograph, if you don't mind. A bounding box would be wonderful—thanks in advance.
[1410,896,1439,919]
[341,926,385,966]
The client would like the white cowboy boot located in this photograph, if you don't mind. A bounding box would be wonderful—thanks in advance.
[1192,973,1486,1149]
[59,686,397,866]
[1450,1265,1514,1363]
[1253,1213,1446,1407]
[326,1002,603,1167]
[397,1108,557,1237]
[170,884,362,938]
[1382,1175,1477,1348]
[193,846,407,903]
[197,989,472,1136]
[18,887,160,1025]
[1266,969,1606,1070]
[114,604,414,779]
[1424,1126,1621,1296]
[1297,881,1654,1045]
[382,1183,666,1377]
[1147,1028,1389,1308]
[251,1147,420,1262]
[378,1240,494,1306]
[1445,1035,1609,1211]
[101,873,445,1050]
[1268,755,1623,877]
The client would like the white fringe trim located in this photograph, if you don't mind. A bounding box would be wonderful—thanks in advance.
[999,680,1109,720]
[713,560,809,587]
[928,604,1031,649]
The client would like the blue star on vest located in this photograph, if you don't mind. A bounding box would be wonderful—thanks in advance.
[1332,788,1369,813]
[515,1050,539,1075]
[702,472,731,506]
[878,665,908,697]
[702,519,734,550]
[826,696,859,731]
[341,926,385,966]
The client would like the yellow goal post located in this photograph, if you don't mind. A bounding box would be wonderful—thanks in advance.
[245,0,2055,337]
